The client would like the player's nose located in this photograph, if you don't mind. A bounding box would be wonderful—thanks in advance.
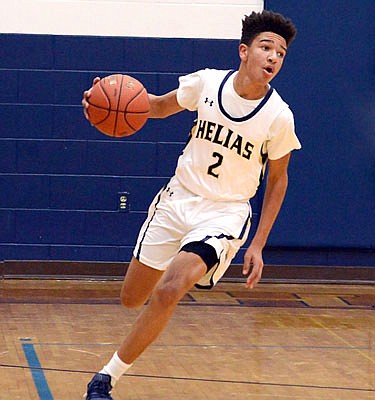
[267,51,277,63]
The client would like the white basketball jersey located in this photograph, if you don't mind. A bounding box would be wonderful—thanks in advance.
[175,69,301,201]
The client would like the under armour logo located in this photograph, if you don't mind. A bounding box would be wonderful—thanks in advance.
[166,187,174,197]
[204,97,214,106]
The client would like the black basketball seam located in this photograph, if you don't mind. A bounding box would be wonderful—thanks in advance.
[113,75,124,137]
[124,87,149,132]
[124,86,144,131]
[87,105,110,126]
[87,80,111,124]
[99,78,111,109]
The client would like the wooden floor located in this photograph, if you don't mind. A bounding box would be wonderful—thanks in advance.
[0,279,374,399]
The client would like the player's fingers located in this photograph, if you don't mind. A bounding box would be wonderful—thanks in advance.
[242,260,250,275]
[245,272,259,289]
[83,89,91,100]
[245,262,263,289]
[242,253,253,275]
[81,98,91,121]
[83,77,100,100]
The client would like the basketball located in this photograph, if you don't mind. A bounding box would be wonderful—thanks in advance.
[86,74,150,137]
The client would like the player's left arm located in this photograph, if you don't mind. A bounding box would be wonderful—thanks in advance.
[243,152,291,288]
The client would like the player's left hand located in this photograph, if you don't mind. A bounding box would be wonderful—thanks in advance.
[242,244,264,289]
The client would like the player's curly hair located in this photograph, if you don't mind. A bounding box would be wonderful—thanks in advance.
[241,10,297,47]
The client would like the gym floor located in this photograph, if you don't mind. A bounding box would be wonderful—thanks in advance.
[0,279,374,399]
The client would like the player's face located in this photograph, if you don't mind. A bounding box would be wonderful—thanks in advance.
[239,32,287,85]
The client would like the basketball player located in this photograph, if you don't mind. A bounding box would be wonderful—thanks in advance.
[82,10,300,399]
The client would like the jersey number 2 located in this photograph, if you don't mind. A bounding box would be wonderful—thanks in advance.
[207,152,223,178]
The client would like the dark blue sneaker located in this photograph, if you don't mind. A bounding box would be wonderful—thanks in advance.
[85,373,114,399]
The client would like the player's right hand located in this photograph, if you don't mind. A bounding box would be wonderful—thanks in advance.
[82,77,101,120]
[243,243,264,289]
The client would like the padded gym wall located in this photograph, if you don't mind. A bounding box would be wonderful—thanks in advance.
[0,0,373,267]
[0,1,268,263]
[263,0,374,266]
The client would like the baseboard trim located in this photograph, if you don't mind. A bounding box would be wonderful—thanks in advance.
[1,260,374,284]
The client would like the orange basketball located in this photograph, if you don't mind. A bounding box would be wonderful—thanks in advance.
[87,74,150,137]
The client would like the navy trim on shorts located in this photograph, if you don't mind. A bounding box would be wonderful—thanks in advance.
[201,233,235,241]
[135,184,167,260]
[238,203,251,240]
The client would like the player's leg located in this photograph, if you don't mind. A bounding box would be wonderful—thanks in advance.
[85,180,230,398]
[117,250,208,364]
[120,256,164,309]
[86,259,164,399]
[85,251,207,399]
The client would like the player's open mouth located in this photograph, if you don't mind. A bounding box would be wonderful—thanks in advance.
[264,67,273,75]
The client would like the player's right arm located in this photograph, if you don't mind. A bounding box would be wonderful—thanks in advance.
[82,77,184,120]
[148,90,185,119]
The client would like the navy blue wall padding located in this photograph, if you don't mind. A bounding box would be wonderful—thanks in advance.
[0,211,15,242]
[0,2,374,267]
[265,0,374,256]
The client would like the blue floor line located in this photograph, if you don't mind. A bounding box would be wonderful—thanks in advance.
[20,338,53,400]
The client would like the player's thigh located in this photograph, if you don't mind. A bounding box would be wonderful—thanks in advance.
[120,257,164,308]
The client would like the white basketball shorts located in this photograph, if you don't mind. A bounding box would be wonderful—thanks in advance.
[133,176,252,289]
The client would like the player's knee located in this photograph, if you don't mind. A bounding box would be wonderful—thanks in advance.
[152,282,182,309]
[120,289,146,309]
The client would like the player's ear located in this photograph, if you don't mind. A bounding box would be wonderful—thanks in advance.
[239,43,248,62]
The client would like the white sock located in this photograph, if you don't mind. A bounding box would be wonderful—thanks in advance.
[100,351,133,386]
